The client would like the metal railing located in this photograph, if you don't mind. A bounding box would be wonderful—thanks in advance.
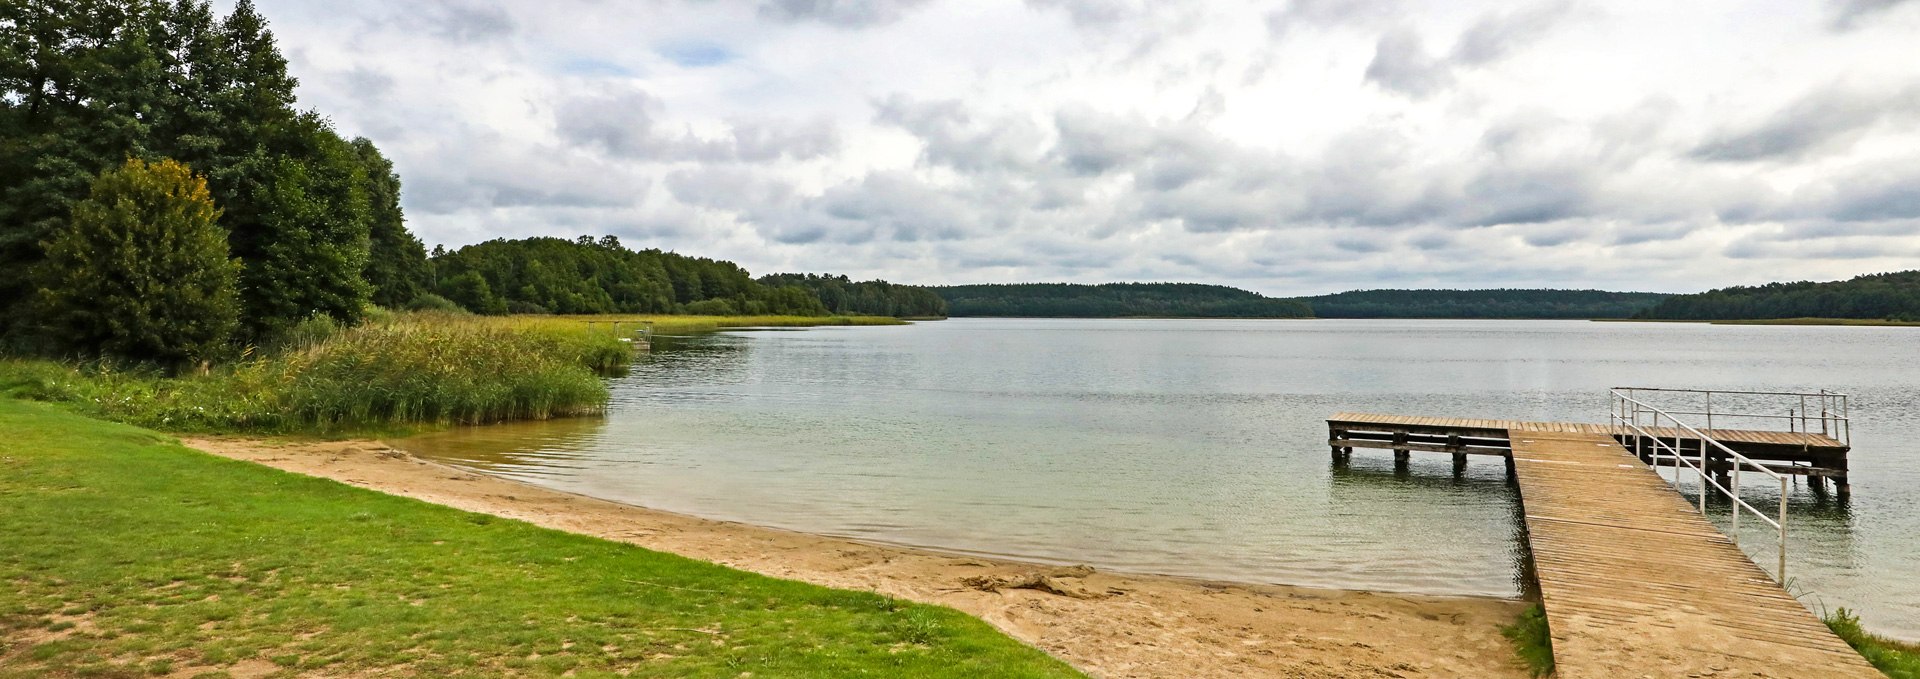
[1609,389,1791,582]
[1611,386,1849,446]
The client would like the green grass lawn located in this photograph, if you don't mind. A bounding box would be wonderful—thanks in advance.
[0,400,1082,678]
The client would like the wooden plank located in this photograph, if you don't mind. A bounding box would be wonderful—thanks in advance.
[1505,430,1879,679]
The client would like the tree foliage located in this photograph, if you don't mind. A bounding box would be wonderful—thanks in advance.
[429,236,842,317]
[758,273,948,317]
[1299,289,1672,319]
[934,283,1312,318]
[1635,271,1920,321]
[34,158,239,363]
[353,137,430,308]
[1,0,414,345]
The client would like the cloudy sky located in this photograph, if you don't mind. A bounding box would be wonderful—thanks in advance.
[252,0,1920,295]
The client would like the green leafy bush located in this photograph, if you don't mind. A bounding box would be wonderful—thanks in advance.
[33,158,241,365]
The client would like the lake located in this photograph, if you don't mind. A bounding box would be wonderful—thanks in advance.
[394,318,1920,639]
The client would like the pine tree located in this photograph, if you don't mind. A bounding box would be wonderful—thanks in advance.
[35,158,240,364]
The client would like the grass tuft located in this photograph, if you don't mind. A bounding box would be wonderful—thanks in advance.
[1501,604,1554,677]
[1827,608,1920,679]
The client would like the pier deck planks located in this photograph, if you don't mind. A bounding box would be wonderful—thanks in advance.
[1509,430,1876,678]
[1324,412,1875,676]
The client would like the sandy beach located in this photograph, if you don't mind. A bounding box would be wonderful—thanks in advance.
[184,436,1532,679]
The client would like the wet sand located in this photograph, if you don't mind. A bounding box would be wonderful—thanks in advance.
[184,436,1532,679]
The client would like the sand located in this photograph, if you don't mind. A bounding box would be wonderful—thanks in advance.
[183,437,1532,679]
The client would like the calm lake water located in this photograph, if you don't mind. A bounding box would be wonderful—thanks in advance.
[395,319,1920,639]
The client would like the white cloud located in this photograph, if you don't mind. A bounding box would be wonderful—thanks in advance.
[257,0,1920,294]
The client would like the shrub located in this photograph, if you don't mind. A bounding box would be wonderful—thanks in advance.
[34,158,240,366]
[406,293,468,314]
[683,299,739,315]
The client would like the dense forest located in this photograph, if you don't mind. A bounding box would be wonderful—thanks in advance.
[1,0,432,356]
[759,274,948,318]
[933,283,1313,318]
[428,236,832,316]
[1634,270,1920,321]
[1299,289,1672,319]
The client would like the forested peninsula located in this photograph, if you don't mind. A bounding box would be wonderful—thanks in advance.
[1300,289,1672,319]
[930,284,1673,319]
[1634,270,1920,322]
[932,283,1313,318]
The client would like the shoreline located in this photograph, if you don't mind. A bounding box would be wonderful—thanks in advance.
[183,435,1532,679]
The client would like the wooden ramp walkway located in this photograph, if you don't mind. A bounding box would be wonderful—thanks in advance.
[1324,412,1878,677]
[1510,431,1877,678]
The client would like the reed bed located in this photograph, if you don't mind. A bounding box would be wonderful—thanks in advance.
[0,312,907,434]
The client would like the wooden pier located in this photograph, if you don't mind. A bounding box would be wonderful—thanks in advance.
[1324,389,1877,677]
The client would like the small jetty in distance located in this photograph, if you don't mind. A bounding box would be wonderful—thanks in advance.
[1327,388,1877,678]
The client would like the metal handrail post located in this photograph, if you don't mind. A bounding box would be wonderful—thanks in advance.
[1698,428,1708,513]
[1730,463,1740,544]
[1778,476,1789,581]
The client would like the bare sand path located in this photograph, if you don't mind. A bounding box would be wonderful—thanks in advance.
[184,437,1531,679]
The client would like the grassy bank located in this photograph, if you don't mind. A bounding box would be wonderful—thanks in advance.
[0,400,1080,678]
[544,314,910,335]
[1828,609,1920,678]
[1500,604,1554,677]
[0,313,908,435]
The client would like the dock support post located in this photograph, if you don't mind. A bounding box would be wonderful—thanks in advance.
[1504,453,1516,481]
[1452,453,1467,476]
[1391,432,1410,469]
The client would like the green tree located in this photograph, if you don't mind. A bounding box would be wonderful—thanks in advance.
[229,114,373,336]
[352,137,429,308]
[35,158,239,364]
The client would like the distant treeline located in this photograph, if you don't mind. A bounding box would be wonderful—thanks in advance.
[429,237,945,318]
[933,283,1314,318]
[1300,289,1672,319]
[758,274,948,318]
[1635,270,1920,322]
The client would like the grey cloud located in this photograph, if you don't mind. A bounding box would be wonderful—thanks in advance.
[874,97,1046,172]
[1451,1,1576,66]
[756,0,934,27]
[413,1,515,43]
[1826,166,1920,222]
[665,167,796,216]
[1267,0,1402,36]
[1692,84,1920,162]
[1830,0,1919,30]
[1364,29,1454,97]
[1459,164,1593,226]
[555,89,841,162]
[812,173,979,242]
[1026,0,1141,27]
[1051,108,1159,175]
[1365,3,1575,98]
[406,146,642,215]
[339,67,395,99]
